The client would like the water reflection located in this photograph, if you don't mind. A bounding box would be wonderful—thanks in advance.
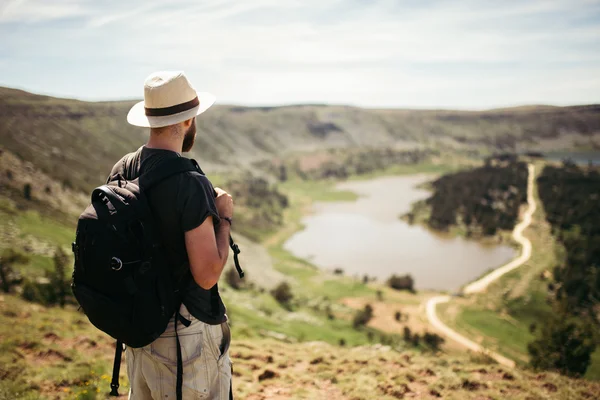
[284,175,516,291]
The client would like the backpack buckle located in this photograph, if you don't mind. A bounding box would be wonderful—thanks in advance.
[109,382,119,396]
[110,257,123,271]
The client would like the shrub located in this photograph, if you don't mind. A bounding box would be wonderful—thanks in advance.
[529,322,537,333]
[395,311,402,322]
[23,183,32,200]
[387,274,415,292]
[271,282,293,306]
[403,326,412,342]
[333,268,344,275]
[423,332,445,351]
[225,266,245,290]
[21,279,53,304]
[0,248,28,293]
[411,334,420,347]
[21,247,71,307]
[353,304,374,328]
[325,305,335,320]
[48,246,70,308]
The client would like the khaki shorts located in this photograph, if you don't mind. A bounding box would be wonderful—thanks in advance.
[126,304,232,399]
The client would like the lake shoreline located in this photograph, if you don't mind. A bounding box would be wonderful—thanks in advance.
[282,173,517,292]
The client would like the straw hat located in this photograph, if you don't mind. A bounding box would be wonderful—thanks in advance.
[127,71,216,128]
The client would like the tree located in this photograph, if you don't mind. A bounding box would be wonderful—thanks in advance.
[403,326,412,342]
[0,249,29,293]
[48,246,70,307]
[23,183,32,200]
[423,332,445,351]
[271,282,293,307]
[528,314,597,377]
[387,274,415,293]
[352,304,374,328]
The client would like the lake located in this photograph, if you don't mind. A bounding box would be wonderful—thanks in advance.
[284,175,517,292]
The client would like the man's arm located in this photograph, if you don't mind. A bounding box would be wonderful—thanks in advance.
[184,187,233,290]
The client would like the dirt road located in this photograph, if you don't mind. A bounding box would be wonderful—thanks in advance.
[426,163,536,368]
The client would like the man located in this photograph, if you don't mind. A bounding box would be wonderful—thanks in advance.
[109,71,234,399]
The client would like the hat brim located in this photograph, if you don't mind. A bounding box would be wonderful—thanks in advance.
[127,91,216,128]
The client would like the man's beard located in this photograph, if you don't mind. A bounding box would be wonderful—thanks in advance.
[182,118,197,152]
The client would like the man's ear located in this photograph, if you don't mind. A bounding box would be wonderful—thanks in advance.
[182,118,193,128]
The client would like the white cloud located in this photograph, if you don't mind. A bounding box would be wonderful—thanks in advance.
[0,0,88,22]
[0,0,598,107]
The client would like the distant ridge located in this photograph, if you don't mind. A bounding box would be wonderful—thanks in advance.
[1,86,599,192]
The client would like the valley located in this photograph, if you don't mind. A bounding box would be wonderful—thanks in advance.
[1,87,600,399]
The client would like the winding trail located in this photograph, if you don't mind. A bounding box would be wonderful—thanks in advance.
[426,163,536,368]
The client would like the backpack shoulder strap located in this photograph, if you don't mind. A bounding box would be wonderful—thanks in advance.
[139,157,201,190]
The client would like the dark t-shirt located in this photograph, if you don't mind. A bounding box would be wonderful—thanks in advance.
[107,145,227,324]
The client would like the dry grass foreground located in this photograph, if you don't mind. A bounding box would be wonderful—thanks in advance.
[2,295,600,400]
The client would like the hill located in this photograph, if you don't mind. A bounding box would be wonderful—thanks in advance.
[1,86,599,193]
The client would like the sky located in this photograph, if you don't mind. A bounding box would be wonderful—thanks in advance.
[0,0,599,109]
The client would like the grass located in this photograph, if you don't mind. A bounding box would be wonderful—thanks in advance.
[0,295,128,400]
[346,162,458,181]
[279,179,359,202]
[3,293,597,400]
[2,156,600,397]
[14,210,74,247]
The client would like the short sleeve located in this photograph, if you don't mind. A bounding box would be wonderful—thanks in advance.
[179,172,220,232]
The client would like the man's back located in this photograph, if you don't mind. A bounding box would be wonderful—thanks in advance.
[109,145,227,324]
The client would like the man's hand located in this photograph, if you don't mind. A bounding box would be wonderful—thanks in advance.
[214,187,233,219]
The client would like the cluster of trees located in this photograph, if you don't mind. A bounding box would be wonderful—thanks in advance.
[537,164,600,320]
[528,164,600,376]
[225,176,289,240]
[403,326,445,351]
[386,274,415,293]
[425,160,528,236]
[0,247,71,307]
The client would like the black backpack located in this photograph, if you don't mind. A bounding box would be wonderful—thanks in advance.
[71,156,243,398]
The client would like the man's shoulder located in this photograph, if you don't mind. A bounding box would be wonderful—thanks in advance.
[107,148,142,181]
[180,169,214,190]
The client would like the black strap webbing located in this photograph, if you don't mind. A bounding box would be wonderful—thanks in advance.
[230,236,244,278]
[175,310,191,400]
[109,340,123,396]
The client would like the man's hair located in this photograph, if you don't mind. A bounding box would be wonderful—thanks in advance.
[150,123,180,136]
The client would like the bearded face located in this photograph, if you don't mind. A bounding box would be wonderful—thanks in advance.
[182,118,197,152]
